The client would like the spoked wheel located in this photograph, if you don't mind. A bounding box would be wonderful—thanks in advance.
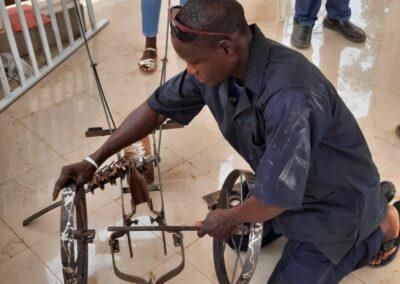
[213,170,263,284]
[60,184,90,284]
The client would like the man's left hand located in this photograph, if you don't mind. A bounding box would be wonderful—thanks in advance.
[196,209,236,240]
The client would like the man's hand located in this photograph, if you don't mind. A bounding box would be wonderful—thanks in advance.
[52,161,96,201]
[197,209,235,240]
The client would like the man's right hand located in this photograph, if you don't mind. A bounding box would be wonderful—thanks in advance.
[52,160,97,201]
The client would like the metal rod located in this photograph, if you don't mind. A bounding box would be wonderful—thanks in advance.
[46,0,64,54]
[15,0,39,76]
[31,0,53,65]
[60,0,75,45]
[23,201,62,226]
[0,0,26,84]
[108,225,199,232]
[152,131,167,255]
[73,0,116,130]
[0,54,11,97]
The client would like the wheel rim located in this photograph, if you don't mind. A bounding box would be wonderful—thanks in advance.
[60,184,88,284]
[213,170,263,284]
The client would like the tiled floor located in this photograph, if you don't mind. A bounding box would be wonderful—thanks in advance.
[1,0,400,283]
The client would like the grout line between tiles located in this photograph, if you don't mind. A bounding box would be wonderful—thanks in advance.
[161,138,224,176]
[0,216,29,264]
[29,246,63,283]
[16,119,66,158]
[350,273,367,284]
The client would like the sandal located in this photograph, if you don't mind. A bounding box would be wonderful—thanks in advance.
[369,200,400,268]
[138,47,157,73]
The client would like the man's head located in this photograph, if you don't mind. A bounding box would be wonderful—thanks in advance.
[170,0,251,86]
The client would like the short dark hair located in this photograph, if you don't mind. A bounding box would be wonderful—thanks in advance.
[173,0,249,43]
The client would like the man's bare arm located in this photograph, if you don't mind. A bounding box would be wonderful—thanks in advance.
[53,102,166,200]
[91,102,166,165]
[197,196,285,239]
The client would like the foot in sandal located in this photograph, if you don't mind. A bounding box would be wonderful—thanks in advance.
[369,201,400,267]
[139,36,158,73]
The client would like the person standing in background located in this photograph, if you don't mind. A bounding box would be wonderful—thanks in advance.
[139,0,188,73]
[291,0,366,49]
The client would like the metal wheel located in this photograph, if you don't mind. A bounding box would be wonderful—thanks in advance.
[60,184,89,284]
[213,170,263,284]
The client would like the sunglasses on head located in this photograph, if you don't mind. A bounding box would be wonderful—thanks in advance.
[168,5,232,41]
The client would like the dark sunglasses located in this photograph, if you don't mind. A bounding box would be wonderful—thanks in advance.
[168,5,231,41]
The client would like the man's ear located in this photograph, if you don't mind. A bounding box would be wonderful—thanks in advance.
[218,40,235,55]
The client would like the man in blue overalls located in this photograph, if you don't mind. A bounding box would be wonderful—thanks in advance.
[54,1,400,282]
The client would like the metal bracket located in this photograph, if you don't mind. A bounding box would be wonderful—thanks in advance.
[73,229,96,243]
[108,226,189,284]
[85,127,116,137]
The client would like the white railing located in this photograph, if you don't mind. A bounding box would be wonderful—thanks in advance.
[0,0,108,111]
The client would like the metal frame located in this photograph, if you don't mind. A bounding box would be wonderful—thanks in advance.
[22,1,261,283]
[22,0,194,282]
[0,0,109,111]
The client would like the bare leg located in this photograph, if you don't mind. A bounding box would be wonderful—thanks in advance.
[139,37,157,73]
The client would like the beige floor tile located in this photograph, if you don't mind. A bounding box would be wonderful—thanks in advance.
[32,201,173,283]
[100,72,160,118]
[5,75,86,120]
[249,237,288,283]
[147,253,213,284]
[352,255,400,283]
[372,107,400,149]
[0,180,60,246]
[0,110,15,127]
[19,93,123,156]
[367,137,400,186]
[162,108,224,161]
[330,73,400,122]
[0,248,61,284]
[0,219,27,263]
[0,121,60,183]
[184,236,219,283]
[341,274,366,284]
[189,140,251,186]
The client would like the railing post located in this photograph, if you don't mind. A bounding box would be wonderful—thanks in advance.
[0,55,11,97]
[0,0,26,84]
[31,0,53,65]
[61,0,75,45]
[46,0,64,54]
[15,0,40,76]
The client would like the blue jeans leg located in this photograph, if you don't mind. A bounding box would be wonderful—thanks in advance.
[142,0,188,37]
[294,0,322,25]
[326,0,351,22]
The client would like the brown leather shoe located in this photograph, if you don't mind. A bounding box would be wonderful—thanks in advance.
[323,17,366,43]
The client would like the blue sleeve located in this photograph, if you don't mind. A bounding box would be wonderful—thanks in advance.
[253,86,332,209]
[147,70,205,125]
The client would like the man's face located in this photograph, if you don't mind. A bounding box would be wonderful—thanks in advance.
[172,36,239,86]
